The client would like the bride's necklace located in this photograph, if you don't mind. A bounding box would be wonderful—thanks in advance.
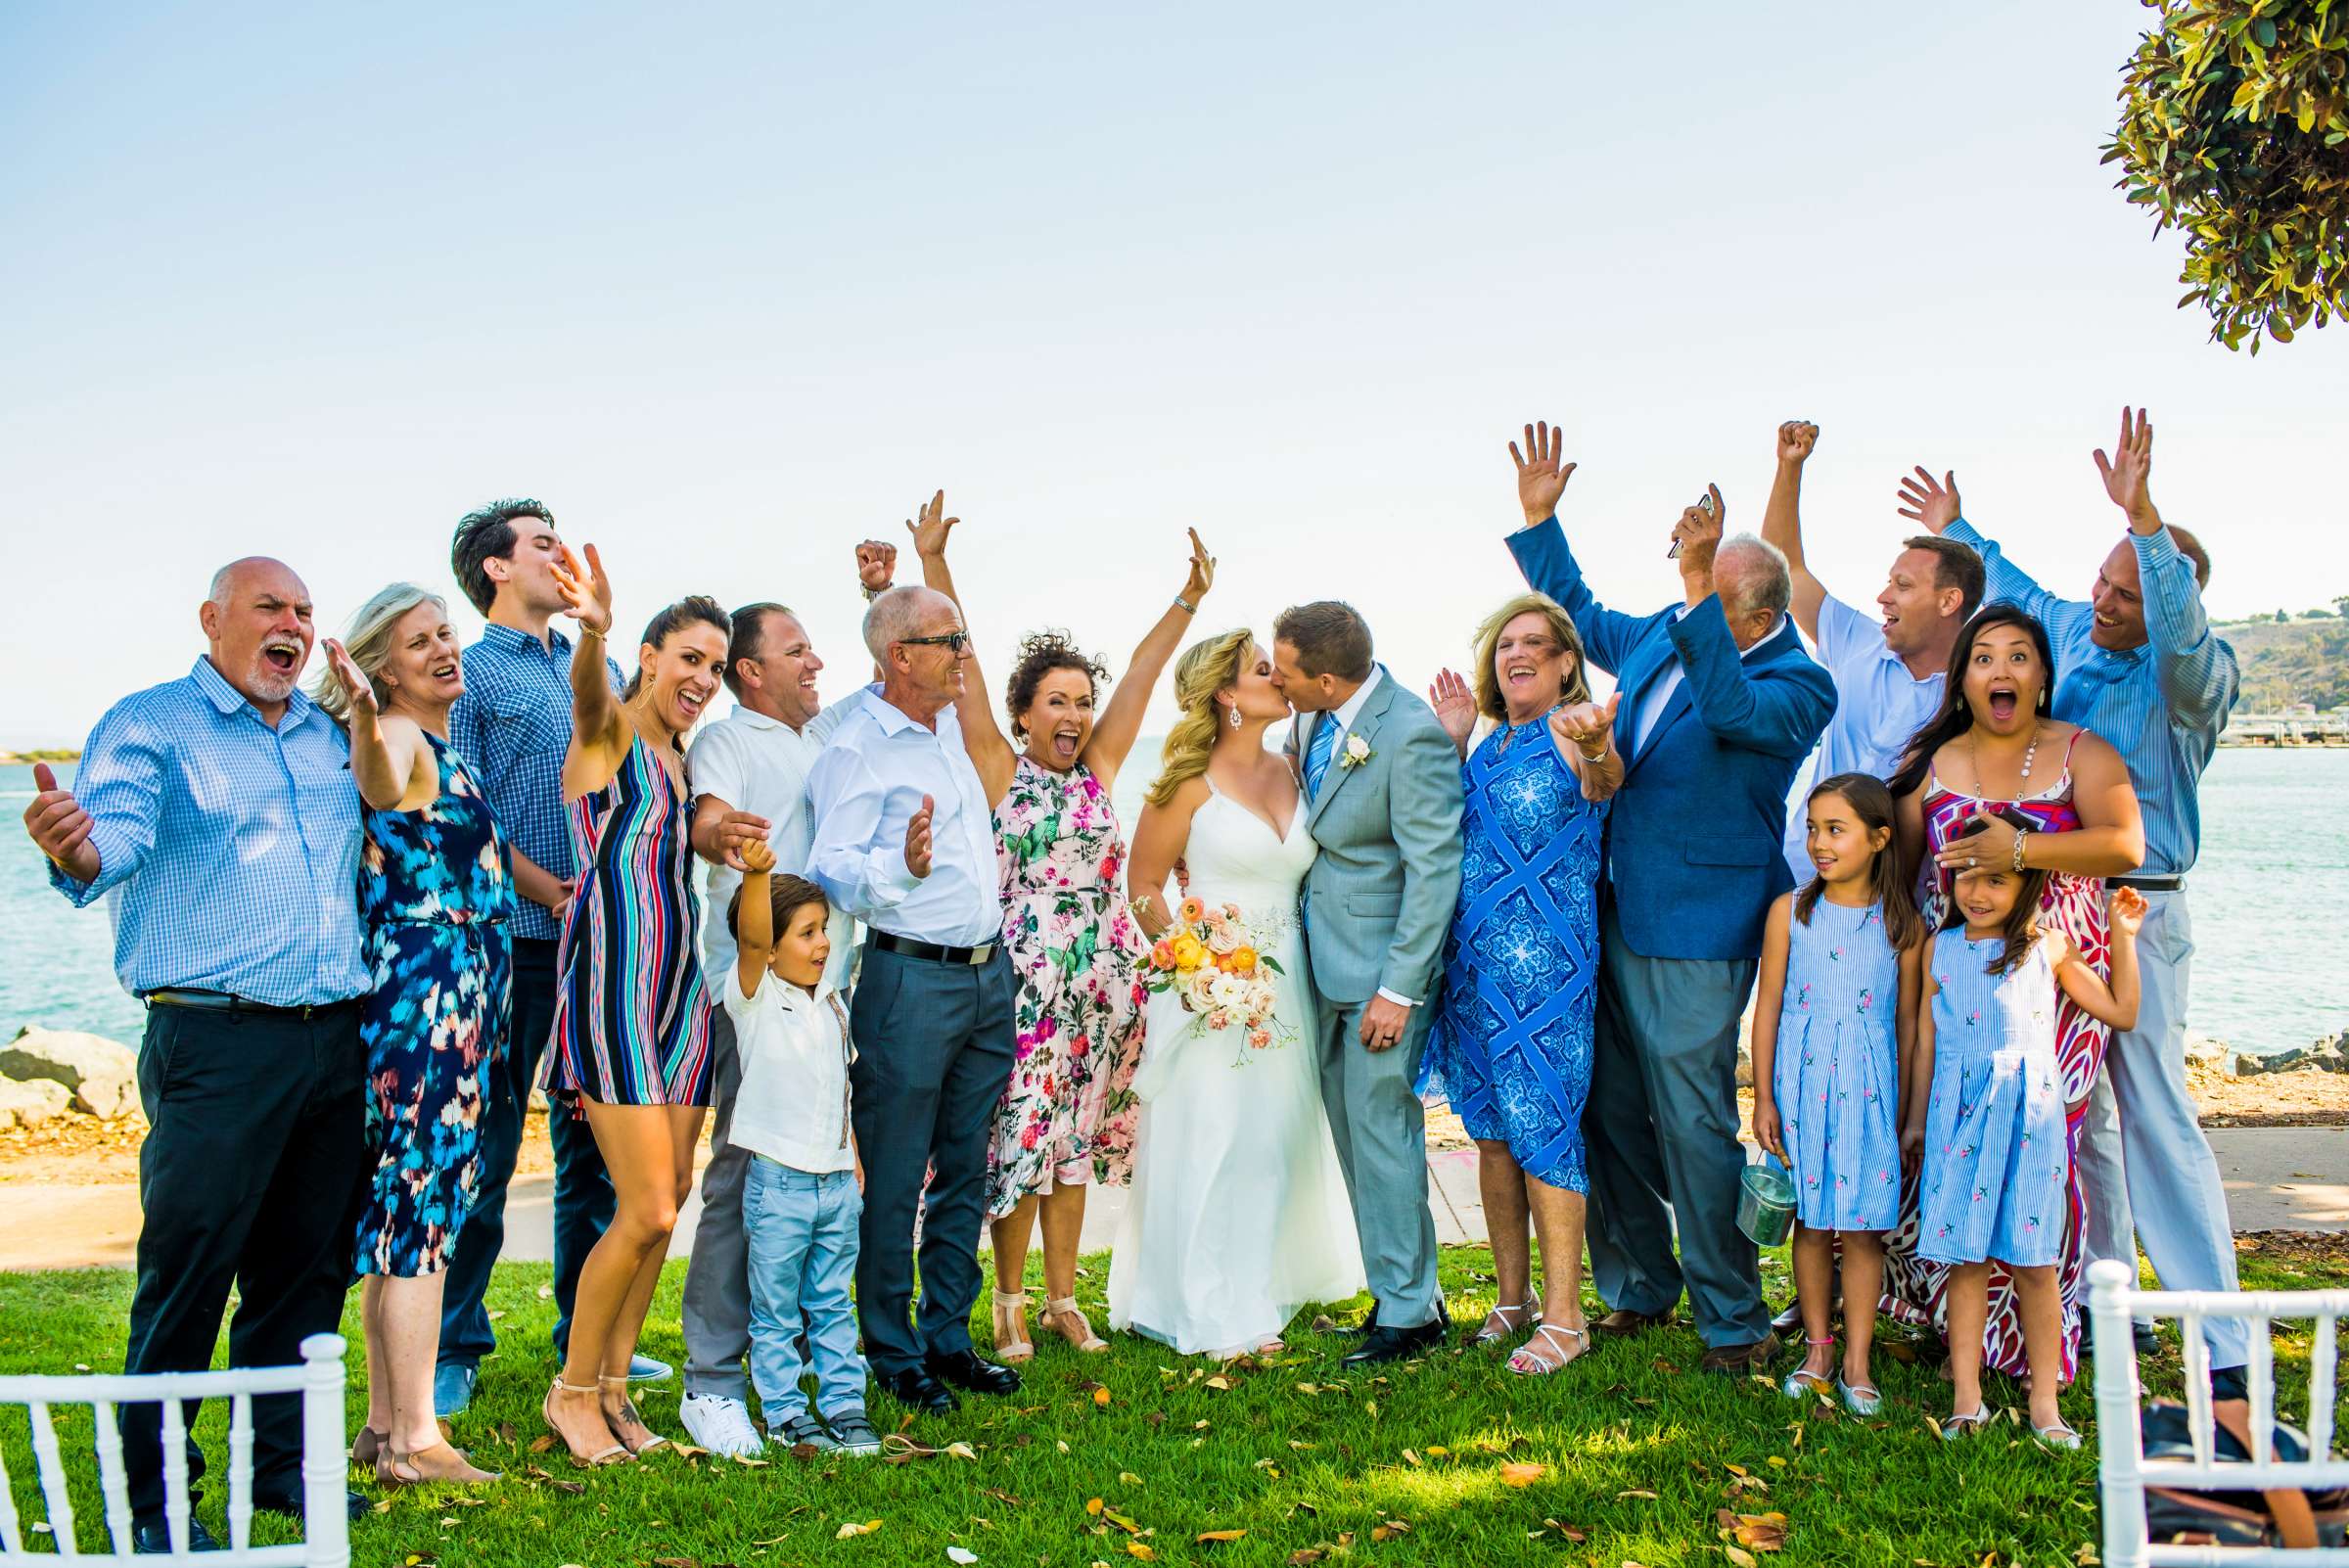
[1968,722,2042,805]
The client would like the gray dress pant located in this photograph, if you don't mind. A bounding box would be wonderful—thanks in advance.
[849,943,1017,1377]
[1315,995,1442,1327]
[1582,904,1770,1348]
[681,1008,755,1401]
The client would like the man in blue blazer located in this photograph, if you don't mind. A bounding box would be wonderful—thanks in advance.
[1503,422,1835,1373]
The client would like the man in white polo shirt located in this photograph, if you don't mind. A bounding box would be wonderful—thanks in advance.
[676,545,892,1456]
[1759,420,1983,882]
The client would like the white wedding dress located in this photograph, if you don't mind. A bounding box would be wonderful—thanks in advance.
[1107,783,1364,1357]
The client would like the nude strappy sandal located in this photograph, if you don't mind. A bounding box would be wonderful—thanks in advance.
[1042,1296,1108,1354]
[541,1378,629,1467]
[598,1373,668,1454]
[992,1289,1036,1361]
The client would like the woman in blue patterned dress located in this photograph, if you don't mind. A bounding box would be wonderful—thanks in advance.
[317,584,508,1488]
[1426,592,1622,1376]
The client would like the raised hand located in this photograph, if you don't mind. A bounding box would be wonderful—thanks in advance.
[855,538,898,593]
[714,808,772,872]
[1776,420,1819,466]
[1895,467,1961,535]
[1509,421,1578,528]
[2093,405,2154,521]
[904,491,958,559]
[23,762,98,880]
[2108,883,2148,937]
[322,638,379,720]
[1179,528,1216,605]
[1550,690,1622,757]
[1427,668,1476,750]
[550,542,615,634]
[903,793,936,879]
[738,835,777,876]
[1670,484,1726,569]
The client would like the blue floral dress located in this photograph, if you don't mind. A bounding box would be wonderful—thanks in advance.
[1916,928,2067,1269]
[1772,898,1901,1230]
[1427,715,1605,1192]
[355,732,514,1278]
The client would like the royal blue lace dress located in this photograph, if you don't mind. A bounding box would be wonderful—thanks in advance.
[1427,716,1606,1192]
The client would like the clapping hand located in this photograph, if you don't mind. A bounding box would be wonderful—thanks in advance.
[1509,421,1578,528]
[1895,467,1962,535]
[715,809,773,872]
[23,762,98,881]
[1777,420,1819,465]
[855,539,898,594]
[1670,485,1725,570]
[1179,528,1216,605]
[1427,668,1476,750]
[2108,883,2148,937]
[2093,405,2154,522]
[322,638,378,720]
[550,543,615,635]
[903,794,936,879]
[738,836,777,876]
[1549,690,1621,759]
[905,491,957,559]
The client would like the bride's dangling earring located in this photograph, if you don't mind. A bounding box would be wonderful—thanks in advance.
[1228,706,1241,729]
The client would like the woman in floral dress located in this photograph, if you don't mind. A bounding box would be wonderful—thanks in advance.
[912,508,1215,1358]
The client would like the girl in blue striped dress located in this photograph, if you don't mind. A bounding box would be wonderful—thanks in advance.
[1911,861,2143,1452]
[1751,774,1924,1416]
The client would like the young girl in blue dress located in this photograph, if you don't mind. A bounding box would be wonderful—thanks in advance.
[1909,857,2143,1451]
[1751,774,1924,1416]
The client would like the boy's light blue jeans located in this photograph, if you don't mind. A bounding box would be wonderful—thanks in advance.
[744,1159,867,1424]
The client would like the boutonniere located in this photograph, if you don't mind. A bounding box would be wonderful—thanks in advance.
[1338,734,1372,769]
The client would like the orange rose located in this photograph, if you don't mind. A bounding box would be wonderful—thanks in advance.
[1177,896,1207,925]
[1230,945,1258,973]
[1150,940,1175,969]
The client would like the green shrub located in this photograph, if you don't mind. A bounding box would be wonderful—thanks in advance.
[2104,0,2349,351]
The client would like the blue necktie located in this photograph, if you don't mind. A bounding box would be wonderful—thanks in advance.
[1304,715,1337,803]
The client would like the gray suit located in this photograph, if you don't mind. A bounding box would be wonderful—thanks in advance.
[1295,671,1464,1326]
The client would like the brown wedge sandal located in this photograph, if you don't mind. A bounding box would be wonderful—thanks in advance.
[349,1426,389,1466]
[378,1441,499,1487]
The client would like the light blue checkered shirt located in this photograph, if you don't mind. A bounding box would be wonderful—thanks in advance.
[447,623,623,942]
[48,658,371,1006]
[1945,519,2237,877]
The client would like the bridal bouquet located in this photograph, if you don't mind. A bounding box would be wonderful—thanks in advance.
[1144,898,1291,1065]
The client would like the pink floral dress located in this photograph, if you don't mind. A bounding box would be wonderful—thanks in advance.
[985,757,1149,1217]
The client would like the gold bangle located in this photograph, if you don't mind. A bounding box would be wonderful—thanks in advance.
[577,624,605,643]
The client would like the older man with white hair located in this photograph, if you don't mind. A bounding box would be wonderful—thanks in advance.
[23,557,371,1550]
[1503,424,1836,1376]
[806,518,1023,1419]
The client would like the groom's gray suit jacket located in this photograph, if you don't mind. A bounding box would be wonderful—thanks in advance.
[1295,673,1464,1006]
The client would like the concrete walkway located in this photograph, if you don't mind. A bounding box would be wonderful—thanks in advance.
[4,1128,2338,1273]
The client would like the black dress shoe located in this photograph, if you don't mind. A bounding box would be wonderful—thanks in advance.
[253,1486,367,1524]
[2135,1322,2162,1358]
[927,1348,1022,1396]
[1341,1314,1446,1367]
[878,1366,959,1414]
[133,1519,222,1553]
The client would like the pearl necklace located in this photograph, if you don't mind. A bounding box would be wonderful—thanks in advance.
[1970,722,2042,805]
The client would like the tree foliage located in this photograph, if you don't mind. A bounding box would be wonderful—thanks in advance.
[2104,0,2349,352]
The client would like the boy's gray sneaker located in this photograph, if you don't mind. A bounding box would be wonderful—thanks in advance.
[773,1413,839,1453]
[827,1410,883,1457]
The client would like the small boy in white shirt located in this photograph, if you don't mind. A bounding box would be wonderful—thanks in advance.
[727,839,876,1455]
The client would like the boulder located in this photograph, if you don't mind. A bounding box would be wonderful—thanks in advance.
[2183,1033,2229,1069]
[0,1028,139,1119]
[0,1076,73,1130]
[2227,1037,2347,1077]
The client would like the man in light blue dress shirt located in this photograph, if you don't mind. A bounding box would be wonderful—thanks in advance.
[1911,408,2246,1385]
[23,558,370,1549]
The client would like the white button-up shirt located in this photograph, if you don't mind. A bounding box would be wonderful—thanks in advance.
[688,697,859,986]
[722,969,856,1174]
[806,690,1000,946]
[1779,592,1946,881]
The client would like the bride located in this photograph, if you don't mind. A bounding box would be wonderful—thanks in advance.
[1108,629,1363,1358]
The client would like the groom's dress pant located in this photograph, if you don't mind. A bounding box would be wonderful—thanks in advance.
[1582,904,1770,1349]
[1315,995,1442,1327]
[848,942,1016,1376]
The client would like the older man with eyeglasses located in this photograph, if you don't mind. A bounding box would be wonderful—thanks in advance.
[806,493,1023,1420]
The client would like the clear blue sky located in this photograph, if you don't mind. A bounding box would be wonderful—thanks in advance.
[2,1,2340,747]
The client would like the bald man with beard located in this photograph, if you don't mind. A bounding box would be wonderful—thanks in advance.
[24,558,371,1549]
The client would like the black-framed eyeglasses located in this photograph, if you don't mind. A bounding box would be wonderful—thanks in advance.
[898,630,971,655]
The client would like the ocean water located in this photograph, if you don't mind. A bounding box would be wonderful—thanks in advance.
[5,752,2343,1054]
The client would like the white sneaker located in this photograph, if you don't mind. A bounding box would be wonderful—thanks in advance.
[678,1393,764,1458]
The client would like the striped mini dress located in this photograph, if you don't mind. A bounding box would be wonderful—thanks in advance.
[548,730,713,1106]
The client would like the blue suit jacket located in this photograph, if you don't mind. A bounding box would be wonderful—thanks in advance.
[1508,517,1836,961]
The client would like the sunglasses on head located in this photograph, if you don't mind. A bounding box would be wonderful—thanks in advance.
[898,630,971,655]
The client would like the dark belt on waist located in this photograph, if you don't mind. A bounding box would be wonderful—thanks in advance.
[2108,874,2186,893]
[142,990,363,1019]
[868,931,999,966]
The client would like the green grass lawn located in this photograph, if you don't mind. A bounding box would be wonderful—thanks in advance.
[3,1238,2341,1567]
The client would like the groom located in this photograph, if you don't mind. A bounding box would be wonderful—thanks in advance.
[1270,602,1464,1366]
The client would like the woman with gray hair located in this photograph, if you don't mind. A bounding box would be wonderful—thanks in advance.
[316,582,511,1488]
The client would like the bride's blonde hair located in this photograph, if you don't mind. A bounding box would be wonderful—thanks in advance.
[1144,627,1256,807]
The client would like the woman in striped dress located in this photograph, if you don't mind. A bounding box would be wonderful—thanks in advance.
[540,542,733,1465]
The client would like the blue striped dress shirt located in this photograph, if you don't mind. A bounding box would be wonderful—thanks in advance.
[47,658,371,1006]
[1943,519,2237,876]
[447,623,623,943]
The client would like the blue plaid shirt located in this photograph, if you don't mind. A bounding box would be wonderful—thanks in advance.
[448,623,623,942]
[1946,519,2238,876]
[48,658,371,1006]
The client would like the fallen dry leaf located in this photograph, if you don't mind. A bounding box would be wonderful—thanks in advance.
[1288,1552,1325,1567]
[1119,1472,1143,1487]
[1500,1462,1546,1487]
[1402,1449,1423,1467]
[1095,1387,1114,1407]
[1086,1499,1106,1518]
[1126,1545,1157,1563]
[1195,1530,1247,1545]
[1204,1375,1235,1391]
[1614,1488,1657,1499]
[835,1519,883,1540]
[1727,1548,1758,1568]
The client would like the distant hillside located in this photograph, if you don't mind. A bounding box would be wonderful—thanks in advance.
[2217,612,2349,713]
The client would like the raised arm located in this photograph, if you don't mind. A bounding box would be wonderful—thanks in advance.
[551,543,630,800]
[2096,407,2239,734]
[1665,603,1837,760]
[2052,886,2144,1032]
[1504,422,1666,675]
[1125,777,1208,942]
[1760,421,1827,639]
[733,838,779,1002]
[322,639,435,811]
[1086,530,1215,793]
[907,490,1017,804]
[1902,466,2083,643]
